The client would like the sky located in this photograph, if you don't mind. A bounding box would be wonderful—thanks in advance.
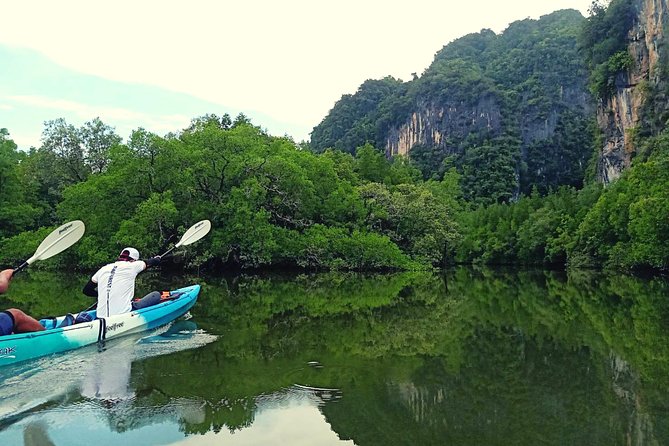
[0,0,594,149]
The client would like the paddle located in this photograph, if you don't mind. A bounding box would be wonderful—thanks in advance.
[13,220,86,274]
[159,219,212,258]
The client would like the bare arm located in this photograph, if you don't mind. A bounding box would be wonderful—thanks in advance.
[0,269,13,294]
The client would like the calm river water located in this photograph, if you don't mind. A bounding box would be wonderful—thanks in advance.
[0,267,668,445]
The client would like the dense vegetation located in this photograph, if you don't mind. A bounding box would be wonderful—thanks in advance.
[311,9,594,202]
[2,115,669,272]
[2,0,668,272]
[578,0,636,99]
[454,128,669,270]
[0,118,461,271]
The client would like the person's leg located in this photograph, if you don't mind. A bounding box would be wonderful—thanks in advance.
[131,291,162,310]
[5,309,45,333]
[0,311,14,336]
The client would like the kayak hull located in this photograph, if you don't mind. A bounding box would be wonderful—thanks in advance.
[0,284,200,367]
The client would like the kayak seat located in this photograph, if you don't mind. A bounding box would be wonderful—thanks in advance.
[39,317,58,330]
[75,312,93,323]
[39,312,92,330]
[57,314,75,328]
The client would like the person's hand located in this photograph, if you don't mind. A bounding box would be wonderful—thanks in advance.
[0,269,14,294]
[0,269,14,281]
[146,256,162,267]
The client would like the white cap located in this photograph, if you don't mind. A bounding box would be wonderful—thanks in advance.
[119,247,140,261]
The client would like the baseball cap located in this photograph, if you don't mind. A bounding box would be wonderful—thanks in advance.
[119,247,140,261]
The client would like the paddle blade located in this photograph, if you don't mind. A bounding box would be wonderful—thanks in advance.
[26,220,86,264]
[175,220,211,248]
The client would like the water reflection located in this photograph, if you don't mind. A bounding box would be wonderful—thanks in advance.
[23,420,54,446]
[0,320,216,445]
[1,268,669,445]
[81,339,134,402]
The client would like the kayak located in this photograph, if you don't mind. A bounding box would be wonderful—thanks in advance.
[0,284,200,367]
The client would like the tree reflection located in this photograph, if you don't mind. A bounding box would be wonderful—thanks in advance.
[3,268,669,445]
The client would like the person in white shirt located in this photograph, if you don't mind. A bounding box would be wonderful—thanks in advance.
[82,247,162,317]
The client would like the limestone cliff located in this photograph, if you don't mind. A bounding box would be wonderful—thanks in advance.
[597,0,668,183]
[378,10,594,197]
[386,86,591,158]
[310,10,597,200]
[386,96,502,157]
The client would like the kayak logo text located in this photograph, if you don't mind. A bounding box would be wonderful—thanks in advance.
[106,322,124,332]
[0,346,16,356]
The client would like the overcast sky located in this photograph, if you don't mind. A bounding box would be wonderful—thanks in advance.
[0,0,593,148]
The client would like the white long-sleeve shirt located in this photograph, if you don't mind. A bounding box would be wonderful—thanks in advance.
[91,260,147,317]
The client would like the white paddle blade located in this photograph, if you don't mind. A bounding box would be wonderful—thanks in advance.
[175,220,212,248]
[26,220,86,264]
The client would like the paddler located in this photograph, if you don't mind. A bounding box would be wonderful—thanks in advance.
[82,247,162,317]
[0,269,46,335]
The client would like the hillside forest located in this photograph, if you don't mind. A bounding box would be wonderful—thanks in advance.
[1,0,668,272]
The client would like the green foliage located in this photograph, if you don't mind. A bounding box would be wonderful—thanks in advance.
[572,134,669,270]
[0,129,40,234]
[456,128,669,271]
[311,9,591,202]
[359,182,461,265]
[115,191,179,255]
[456,184,603,266]
[354,143,390,183]
[522,112,595,195]
[579,0,636,98]
[461,139,520,205]
[1,116,466,271]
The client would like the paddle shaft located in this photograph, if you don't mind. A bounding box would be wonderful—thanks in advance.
[159,245,178,258]
[13,261,29,274]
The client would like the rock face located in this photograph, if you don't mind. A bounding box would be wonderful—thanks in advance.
[385,88,591,160]
[597,0,668,183]
[380,10,594,197]
[383,79,592,198]
[386,96,502,157]
[312,7,669,194]
[382,1,669,186]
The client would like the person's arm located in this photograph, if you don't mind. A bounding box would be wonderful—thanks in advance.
[0,269,13,294]
[82,279,98,297]
[144,256,161,268]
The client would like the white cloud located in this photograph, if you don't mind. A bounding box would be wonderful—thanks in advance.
[5,94,192,141]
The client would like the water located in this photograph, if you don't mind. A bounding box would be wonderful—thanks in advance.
[0,267,668,445]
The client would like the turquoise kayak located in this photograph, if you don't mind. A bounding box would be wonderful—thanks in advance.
[0,284,200,367]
